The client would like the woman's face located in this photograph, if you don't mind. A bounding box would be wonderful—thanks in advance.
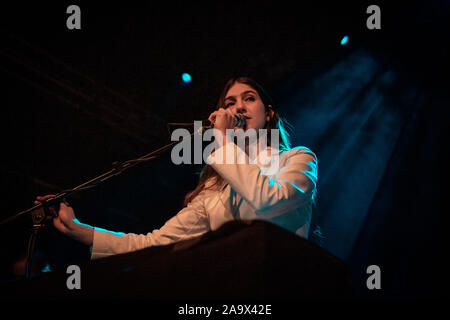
[223,82,271,130]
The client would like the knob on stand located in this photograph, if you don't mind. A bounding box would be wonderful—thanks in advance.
[25,202,58,279]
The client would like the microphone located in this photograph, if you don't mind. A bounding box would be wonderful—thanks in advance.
[168,114,247,131]
[233,114,247,127]
[209,113,246,128]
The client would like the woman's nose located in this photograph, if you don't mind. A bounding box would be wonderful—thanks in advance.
[232,101,246,114]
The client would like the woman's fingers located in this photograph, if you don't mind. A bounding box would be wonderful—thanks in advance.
[225,108,236,124]
[209,108,236,129]
[35,194,55,206]
[34,194,60,218]
[35,194,56,202]
[208,111,218,123]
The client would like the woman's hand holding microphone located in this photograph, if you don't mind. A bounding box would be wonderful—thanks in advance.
[208,108,242,147]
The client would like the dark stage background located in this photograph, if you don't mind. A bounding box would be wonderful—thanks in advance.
[0,1,447,299]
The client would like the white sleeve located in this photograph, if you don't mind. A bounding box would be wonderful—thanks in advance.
[208,142,318,218]
[91,190,210,259]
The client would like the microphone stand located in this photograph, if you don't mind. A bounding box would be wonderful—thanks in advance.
[0,125,205,279]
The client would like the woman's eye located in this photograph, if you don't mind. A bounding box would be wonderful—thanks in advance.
[245,96,255,102]
[225,102,234,108]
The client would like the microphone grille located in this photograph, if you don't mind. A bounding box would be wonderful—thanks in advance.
[235,114,246,127]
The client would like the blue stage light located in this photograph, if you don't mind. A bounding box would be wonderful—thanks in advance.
[181,73,192,83]
[340,35,349,45]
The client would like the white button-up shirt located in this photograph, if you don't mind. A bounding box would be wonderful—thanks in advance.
[91,142,318,259]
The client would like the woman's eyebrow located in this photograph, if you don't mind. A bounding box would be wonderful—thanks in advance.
[225,90,257,101]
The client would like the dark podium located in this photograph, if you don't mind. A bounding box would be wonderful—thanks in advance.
[1,220,354,300]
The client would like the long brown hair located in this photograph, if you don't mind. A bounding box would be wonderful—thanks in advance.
[183,77,292,206]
